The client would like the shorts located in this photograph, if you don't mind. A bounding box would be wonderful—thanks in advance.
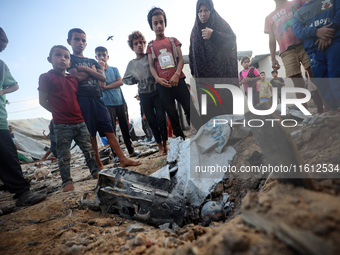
[78,97,114,137]
[280,43,310,77]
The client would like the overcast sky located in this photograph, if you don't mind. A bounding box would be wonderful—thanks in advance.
[1,0,276,121]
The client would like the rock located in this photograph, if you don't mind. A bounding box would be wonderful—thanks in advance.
[126,224,145,233]
[222,232,249,252]
[66,244,83,255]
[115,231,128,237]
[134,233,147,246]
[172,223,180,232]
[201,201,225,224]
[180,230,195,242]
[248,151,263,166]
[214,183,223,194]
[64,241,77,248]
[159,223,170,230]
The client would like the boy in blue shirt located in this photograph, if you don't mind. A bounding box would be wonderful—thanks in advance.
[293,0,340,115]
[95,46,138,158]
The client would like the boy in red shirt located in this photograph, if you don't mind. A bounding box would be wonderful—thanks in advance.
[39,45,99,192]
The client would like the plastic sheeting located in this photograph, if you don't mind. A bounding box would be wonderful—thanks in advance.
[152,115,250,208]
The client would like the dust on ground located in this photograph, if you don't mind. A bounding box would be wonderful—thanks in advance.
[1,114,340,255]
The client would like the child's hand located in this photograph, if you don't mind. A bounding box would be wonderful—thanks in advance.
[169,74,179,87]
[98,60,105,69]
[201,27,213,40]
[316,38,332,51]
[271,59,280,70]
[77,65,88,72]
[157,77,171,88]
[243,77,251,83]
[316,23,334,40]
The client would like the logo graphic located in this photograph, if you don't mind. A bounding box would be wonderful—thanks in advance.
[197,83,223,115]
[200,84,312,116]
[321,0,332,10]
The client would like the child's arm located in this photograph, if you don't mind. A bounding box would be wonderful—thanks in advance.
[0,83,19,97]
[102,78,123,90]
[68,67,90,83]
[268,33,280,70]
[122,62,139,85]
[39,90,50,112]
[276,78,285,87]
[147,54,170,88]
[102,67,123,90]
[268,82,273,93]
[77,65,106,82]
[169,45,184,87]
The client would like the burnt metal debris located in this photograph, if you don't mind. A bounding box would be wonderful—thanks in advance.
[96,168,186,226]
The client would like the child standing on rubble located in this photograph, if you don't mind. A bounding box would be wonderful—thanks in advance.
[123,31,168,156]
[38,45,100,192]
[146,7,191,140]
[66,28,140,171]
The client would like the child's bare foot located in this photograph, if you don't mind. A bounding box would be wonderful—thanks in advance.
[63,183,74,192]
[154,143,165,157]
[120,158,141,168]
[163,141,169,154]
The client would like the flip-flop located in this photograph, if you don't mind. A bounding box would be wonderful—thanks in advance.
[113,156,120,163]
[129,151,140,157]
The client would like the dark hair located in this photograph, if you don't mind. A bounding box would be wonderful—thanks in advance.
[147,7,167,30]
[0,27,9,44]
[95,46,108,54]
[271,70,278,74]
[49,45,70,58]
[68,28,86,41]
[240,56,250,64]
[127,31,146,50]
[260,71,265,75]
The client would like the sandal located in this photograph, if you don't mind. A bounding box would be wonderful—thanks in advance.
[113,156,120,163]
[129,151,140,157]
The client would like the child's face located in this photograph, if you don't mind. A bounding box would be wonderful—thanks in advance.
[272,72,278,78]
[132,38,146,55]
[95,51,109,64]
[68,32,87,54]
[198,4,211,24]
[241,59,250,69]
[152,15,165,36]
[260,73,266,79]
[48,48,71,72]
